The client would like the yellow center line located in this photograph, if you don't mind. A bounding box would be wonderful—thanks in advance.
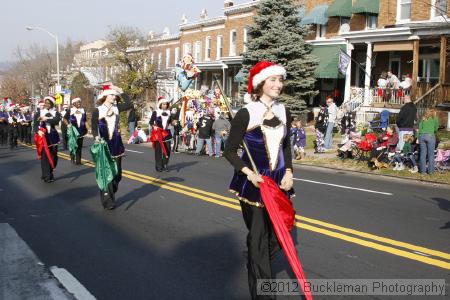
[22,144,450,269]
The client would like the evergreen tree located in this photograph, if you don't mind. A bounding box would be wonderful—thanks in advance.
[242,0,318,116]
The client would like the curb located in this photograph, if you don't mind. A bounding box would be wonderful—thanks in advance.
[294,161,450,187]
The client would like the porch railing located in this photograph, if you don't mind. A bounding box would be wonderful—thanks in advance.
[414,83,450,119]
[371,87,409,106]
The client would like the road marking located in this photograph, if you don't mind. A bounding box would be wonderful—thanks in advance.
[294,178,393,196]
[50,266,96,300]
[21,144,450,269]
[125,149,145,154]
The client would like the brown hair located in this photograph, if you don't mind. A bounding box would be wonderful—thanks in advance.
[403,134,414,143]
[96,96,107,106]
[252,79,284,99]
[422,109,436,121]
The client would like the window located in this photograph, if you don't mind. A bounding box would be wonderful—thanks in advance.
[398,0,412,21]
[165,48,171,69]
[366,14,378,30]
[205,37,212,61]
[229,30,237,56]
[217,35,223,59]
[431,0,448,18]
[243,28,248,52]
[183,43,192,56]
[158,52,162,70]
[339,18,351,33]
[174,47,180,66]
[194,41,201,62]
[316,24,327,39]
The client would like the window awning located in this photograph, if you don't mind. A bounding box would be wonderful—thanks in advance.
[373,41,413,52]
[326,0,353,18]
[311,44,347,79]
[300,5,329,25]
[352,0,380,15]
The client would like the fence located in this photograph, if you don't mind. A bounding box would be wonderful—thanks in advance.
[371,87,409,106]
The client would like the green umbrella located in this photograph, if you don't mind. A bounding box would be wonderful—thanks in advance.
[90,139,118,192]
[67,125,80,157]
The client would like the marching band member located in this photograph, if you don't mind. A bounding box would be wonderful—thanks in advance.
[33,96,61,183]
[224,61,294,300]
[20,105,33,145]
[91,85,132,210]
[150,96,172,172]
[0,103,8,147]
[66,97,87,165]
[7,103,19,149]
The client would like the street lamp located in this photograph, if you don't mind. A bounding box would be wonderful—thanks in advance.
[26,26,60,88]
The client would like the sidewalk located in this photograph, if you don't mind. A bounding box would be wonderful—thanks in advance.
[0,223,79,300]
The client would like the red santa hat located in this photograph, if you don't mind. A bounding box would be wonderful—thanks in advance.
[62,103,69,109]
[247,61,287,95]
[44,96,56,105]
[7,103,16,111]
[157,96,170,109]
[71,97,81,104]
[99,85,121,99]
[37,100,45,108]
[21,105,30,111]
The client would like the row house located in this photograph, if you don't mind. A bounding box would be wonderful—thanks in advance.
[147,0,450,123]
[72,39,119,87]
[300,0,449,122]
[148,0,257,103]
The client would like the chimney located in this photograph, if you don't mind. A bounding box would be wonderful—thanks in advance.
[200,9,208,20]
[224,0,234,8]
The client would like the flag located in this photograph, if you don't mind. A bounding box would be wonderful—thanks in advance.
[34,128,55,170]
[90,139,118,192]
[67,125,80,157]
[260,176,313,300]
[338,49,351,76]
[150,127,169,158]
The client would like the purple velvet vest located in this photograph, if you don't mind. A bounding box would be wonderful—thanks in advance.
[98,117,125,157]
[70,113,87,136]
[229,126,293,205]
[39,121,60,146]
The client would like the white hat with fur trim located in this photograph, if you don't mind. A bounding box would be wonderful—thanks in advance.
[99,85,122,99]
[44,96,56,105]
[72,97,81,104]
[157,96,170,109]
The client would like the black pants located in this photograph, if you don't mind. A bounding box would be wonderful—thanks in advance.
[172,135,180,152]
[155,141,171,172]
[21,125,32,144]
[240,202,280,300]
[100,156,122,210]
[8,125,18,149]
[70,137,84,164]
[61,124,68,150]
[41,145,58,181]
[0,124,8,145]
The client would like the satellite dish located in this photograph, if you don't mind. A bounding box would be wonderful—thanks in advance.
[340,24,350,33]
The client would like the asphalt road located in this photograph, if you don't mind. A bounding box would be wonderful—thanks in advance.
[0,141,449,300]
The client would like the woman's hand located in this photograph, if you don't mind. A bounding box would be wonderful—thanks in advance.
[247,172,264,188]
[280,170,293,191]
[38,130,44,137]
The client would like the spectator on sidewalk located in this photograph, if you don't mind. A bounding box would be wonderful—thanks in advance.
[315,105,328,153]
[212,112,231,158]
[195,112,214,156]
[172,119,182,153]
[292,120,306,160]
[324,96,337,150]
[393,134,418,172]
[419,109,439,174]
[128,105,137,137]
[396,95,417,151]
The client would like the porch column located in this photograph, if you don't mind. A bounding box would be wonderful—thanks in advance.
[440,35,447,84]
[344,42,354,103]
[364,42,372,106]
[412,39,420,97]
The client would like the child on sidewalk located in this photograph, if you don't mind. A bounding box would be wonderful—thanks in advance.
[292,121,306,160]
[393,134,418,173]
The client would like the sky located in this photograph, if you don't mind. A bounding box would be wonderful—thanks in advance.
[1,0,247,63]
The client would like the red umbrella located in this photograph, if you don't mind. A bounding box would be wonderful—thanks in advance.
[34,128,55,169]
[260,176,313,300]
[150,127,169,158]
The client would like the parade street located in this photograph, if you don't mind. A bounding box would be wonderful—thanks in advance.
[0,142,449,300]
